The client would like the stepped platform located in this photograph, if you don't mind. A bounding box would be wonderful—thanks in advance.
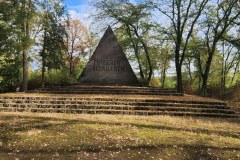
[28,85,183,96]
[0,92,238,118]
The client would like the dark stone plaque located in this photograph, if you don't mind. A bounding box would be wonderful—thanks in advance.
[79,26,139,86]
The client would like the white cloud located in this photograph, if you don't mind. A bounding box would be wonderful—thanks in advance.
[67,3,94,28]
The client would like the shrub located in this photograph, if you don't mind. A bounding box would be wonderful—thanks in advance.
[46,68,76,86]
[28,70,41,90]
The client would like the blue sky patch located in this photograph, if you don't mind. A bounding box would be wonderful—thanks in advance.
[64,0,86,7]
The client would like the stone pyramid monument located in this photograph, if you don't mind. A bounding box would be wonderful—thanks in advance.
[79,26,139,86]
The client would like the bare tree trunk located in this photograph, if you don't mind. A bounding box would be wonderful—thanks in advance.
[41,28,47,88]
[41,56,46,88]
[231,60,239,85]
[176,63,183,93]
[141,41,153,84]
[22,0,31,92]
[69,39,74,75]
[175,42,183,93]
[69,53,73,75]
[161,68,166,88]
[22,50,28,91]
[200,50,214,95]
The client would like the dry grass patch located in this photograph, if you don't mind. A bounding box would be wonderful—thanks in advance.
[0,112,239,159]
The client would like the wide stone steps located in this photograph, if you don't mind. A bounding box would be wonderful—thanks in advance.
[28,86,183,96]
[0,103,234,114]
[29,91,183,96]
[0,96,238,118]
[0,99,230,110]
[0,96,227,105]
[0,107,236,118]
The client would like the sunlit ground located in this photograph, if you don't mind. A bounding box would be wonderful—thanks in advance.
[0,112,239,160]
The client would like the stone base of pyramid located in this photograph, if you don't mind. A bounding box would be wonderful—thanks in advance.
[79,78,140,86]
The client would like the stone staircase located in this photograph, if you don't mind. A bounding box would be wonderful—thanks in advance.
[28,86,183,96]
[0,95,238,118]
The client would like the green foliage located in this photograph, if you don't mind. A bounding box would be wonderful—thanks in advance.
[38,0,66,69]
[29,68,77,88]
[28,55,88,90]
[149,76,176,88]
[163,77,177,89]
[45,68,76,86]
[0,2,23,92]
[28,70,42,90]
[149,77,160,87]
[0,56,21,92]
[73,59,87,78]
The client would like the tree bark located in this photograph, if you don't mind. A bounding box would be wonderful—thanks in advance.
[161,67,166,88]
[22,0,31,92]
[175,35,183,93]
[176,62,183,93]
[200,50,214,95]
[22,50,28,91]
[41,55,46,88]
[41,27,47,88]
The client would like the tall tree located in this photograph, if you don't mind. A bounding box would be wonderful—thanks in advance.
[19,0,35,91]
[65,18,92,75]
[150,0,208,93]
[37,0,66,87]
[0,0,35,92]
[222,32,240,86]
[220,41,239,91]
[0,1,22,91]
[199,0,240,95]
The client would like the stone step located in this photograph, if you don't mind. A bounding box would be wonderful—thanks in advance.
[28,86,182,96]
[38,88,178,92]
[0,94,236,118]
[38,86,178,91]
[0,107,237,118]
[0,100,230,109]
[29,90,183,96]
[0,103,235,114]
[36,90,178,94]
[0,97,227,106]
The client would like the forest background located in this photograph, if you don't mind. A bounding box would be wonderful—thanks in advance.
[0,0,239,100]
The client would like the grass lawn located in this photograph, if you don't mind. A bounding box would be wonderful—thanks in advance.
[0,112,239,160]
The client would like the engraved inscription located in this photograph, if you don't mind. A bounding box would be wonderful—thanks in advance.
[94,59,125,72]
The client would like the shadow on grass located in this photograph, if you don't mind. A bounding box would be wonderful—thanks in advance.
[0,113,239,143]
[0,113,239,159]
[0,143,239,160]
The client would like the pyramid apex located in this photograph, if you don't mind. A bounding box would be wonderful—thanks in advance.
[106,25,113,32]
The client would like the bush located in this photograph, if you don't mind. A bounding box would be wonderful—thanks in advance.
[28,68,78,89]
[206,83,240,101]
[46,68,76,86]
[149,78,160,87]
[28,70,41,90]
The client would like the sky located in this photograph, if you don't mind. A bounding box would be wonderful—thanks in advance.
[64,0,86,6]
[63,0,148,27]
[64,0,92,26]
